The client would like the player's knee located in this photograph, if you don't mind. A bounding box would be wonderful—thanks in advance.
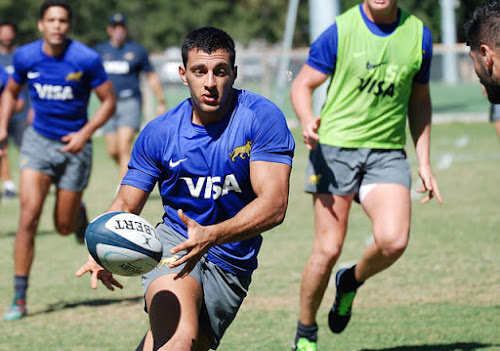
[55,221,73,235]
[377,236,408,261]
[311,243,342,270]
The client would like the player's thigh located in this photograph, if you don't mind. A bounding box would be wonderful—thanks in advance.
[361,183,411,245]
[18,168,52,215]
[312,192,354,255]
[145,273,203,348]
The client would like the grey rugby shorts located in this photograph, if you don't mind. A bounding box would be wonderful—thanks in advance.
[20,126,92,191]
[142,224,251,350]
[304,144,411,195]
[101,96,142,134]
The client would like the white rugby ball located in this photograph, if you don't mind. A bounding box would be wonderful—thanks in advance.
[85,212,162,276]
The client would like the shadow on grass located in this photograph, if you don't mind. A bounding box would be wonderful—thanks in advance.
[3,229,54,238]
[30,295,143,316]
[360,342,499,351]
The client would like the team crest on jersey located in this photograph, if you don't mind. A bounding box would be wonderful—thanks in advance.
[65,71,83,82]
[229,140,252,162]
[124,52,135,60]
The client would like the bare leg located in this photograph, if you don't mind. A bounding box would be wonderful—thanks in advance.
[53,188,84,235]
[298,193,354,326]
[356,184,411,282]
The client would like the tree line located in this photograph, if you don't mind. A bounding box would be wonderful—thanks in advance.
[0,0,490,53]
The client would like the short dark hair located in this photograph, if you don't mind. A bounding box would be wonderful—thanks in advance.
[181,27,235,68]
[465,1,500,51]
[0,19,17,33]
[40,0,72,21]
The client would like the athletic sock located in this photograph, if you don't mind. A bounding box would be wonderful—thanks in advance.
[14,275,28,302]
[294,320,318,344]
[339,265,363,292]
[3,180,16,192]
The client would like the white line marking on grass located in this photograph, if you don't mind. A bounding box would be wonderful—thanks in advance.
[437,153,454,170]
[454,135,469,148]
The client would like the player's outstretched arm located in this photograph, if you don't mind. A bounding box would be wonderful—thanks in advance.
[170,161,292,278]
[408,82,443,204]
[75,254,123,291]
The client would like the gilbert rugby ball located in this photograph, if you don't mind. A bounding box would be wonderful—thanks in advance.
[85,212,162,276]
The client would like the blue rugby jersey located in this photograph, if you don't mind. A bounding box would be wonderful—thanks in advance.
[122,89,295,276]
[94,41,153,100]
[306,4,433,84]
[12,40,108,140]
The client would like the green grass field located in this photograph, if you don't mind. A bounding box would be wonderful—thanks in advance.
[1,84,500,350]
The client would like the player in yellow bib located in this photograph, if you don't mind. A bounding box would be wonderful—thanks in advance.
[291,1,443,350]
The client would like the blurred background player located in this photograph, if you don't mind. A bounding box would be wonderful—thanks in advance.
[489,104,500,138]
[0,19,29,198]
[290,0,442,349]
[95,12,167,183]
[77,26,294,350]
[0,0,116,321]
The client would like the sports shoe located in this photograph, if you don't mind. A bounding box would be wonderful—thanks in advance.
[3,189,16,199]
[75,202,88,244]
[328,268,357,333]
[292,338,317,351]
[3,299,26,321]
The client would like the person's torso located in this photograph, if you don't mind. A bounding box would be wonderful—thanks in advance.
[96,41,150,99]
[14,40,106,139]
[319,5,423,149]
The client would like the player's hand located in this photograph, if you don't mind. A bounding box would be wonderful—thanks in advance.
[60,131,89,154]
[302,117,321,150]
[416,164,443,204]
[75,254,123,291]
[169,209,213,279]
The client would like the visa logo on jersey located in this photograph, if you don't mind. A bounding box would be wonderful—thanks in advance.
[180,174,242,200]
[103,61,130,74]
[33,83,74,100]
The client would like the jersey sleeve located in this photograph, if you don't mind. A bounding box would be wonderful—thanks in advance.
[249,99,295,166]
[121,120,163,192]
[11,48,29,85]
[413,25,433,84]
[306,22,338,75]
[137,44,154,73]
[87,54,109,88]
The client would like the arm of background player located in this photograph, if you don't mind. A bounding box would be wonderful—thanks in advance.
[146,71,167,116]
[0,78,23,154]
[75,185,150,290]
[408,82,443,204]
[290,64,329,150]
[61,80,116,153]
[170,161,291,278]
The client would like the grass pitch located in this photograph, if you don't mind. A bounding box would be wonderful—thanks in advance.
[1,90,499,350]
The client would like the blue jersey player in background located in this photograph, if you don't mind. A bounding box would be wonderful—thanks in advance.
[77,27,295,350]
[95,12,167,184]
[0,19,28,198]
[0,0,116,321]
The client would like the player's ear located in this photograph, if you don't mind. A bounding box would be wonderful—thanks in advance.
[233,65,238,80]
[480,44,495,74]
[37,20,43,33]
[179,65,188,86]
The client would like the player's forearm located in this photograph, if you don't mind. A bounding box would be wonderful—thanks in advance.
[408,100,432,167]
[147,73,166,105]
[80,95,116,139]
[207,187,289,247]
[0,89,18,132]
[290,79,316,128]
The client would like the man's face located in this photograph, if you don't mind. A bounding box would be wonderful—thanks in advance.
[38,6,71,46]
[0,25,16,49]
[470,49,500,103]
[107,24,127,45]
[179,48,237,122]
[364,0,397,14]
